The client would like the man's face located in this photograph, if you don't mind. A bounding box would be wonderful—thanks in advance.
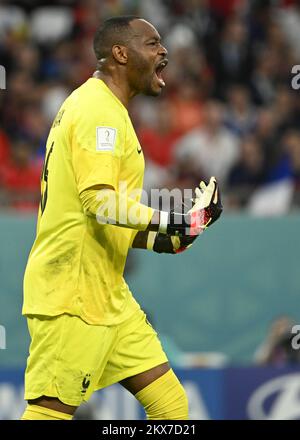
[126,19,168,96]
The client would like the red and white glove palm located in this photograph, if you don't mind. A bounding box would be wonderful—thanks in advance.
[188,176,223,235]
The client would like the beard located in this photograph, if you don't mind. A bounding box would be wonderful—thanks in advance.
[127,49,161,96]
[142,79,162,96]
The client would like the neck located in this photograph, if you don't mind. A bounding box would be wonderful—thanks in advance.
[93,70,136,108]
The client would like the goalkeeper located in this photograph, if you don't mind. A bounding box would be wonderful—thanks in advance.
[21,16,222,421]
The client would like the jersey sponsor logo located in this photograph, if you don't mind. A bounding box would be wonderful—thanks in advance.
[96,127,117,152]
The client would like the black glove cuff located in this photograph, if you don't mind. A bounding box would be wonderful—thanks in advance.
[166,211,191,236]
[153,233,176,254]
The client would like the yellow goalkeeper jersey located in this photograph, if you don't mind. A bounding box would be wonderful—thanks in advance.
[23,78,148,325]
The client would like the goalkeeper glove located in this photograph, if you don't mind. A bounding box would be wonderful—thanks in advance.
[188,176,222,234]
[147,231,197,254]
[158,176,223,236]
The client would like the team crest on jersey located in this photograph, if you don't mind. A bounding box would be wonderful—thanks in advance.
[96,127,117,152]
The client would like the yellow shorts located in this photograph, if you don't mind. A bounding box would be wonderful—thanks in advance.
[24,309,168,407]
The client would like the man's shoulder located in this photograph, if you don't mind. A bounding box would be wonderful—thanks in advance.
[71,78,127,122]
[75,78,121,104]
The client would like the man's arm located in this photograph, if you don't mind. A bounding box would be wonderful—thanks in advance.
[131,230,149,249]
[80,177,222,238]
[80,184,159,232]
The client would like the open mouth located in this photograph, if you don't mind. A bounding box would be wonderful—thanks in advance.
[155,59,168,87]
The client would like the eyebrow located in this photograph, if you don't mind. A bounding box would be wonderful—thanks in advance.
[129,33,162,43]
[146,35,161,42]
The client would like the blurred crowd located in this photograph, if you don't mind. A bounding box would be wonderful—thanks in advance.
[1,0,300,213]
[254,315,300,366]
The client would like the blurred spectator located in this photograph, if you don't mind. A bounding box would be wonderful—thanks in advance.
[276,0,300,58]
[254,107,284,182]
[224,84,257,137]
[209,0,244,19]
[250,48,279,105]
[13,43,41,78]
[22,105,48,146]
[30,6,74,44]
[273,86,300,135]
[282,129,300,208]
[138,99,182,167]
[247,178,294,216]
[171,0,218,47]
[168,79,205,136]
[138,0,169,30]
[41,84,69,124]
[210,15,254,98]
[0,138,41,210]
[0,3,27,39]
[172,100,239,187]
[254,316,300,366]
[227,135,265,209]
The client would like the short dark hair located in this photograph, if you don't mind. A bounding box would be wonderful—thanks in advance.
[93,16,140,60]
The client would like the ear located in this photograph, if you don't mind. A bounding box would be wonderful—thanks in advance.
[111,45,128,65]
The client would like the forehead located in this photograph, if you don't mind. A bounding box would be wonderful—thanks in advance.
[129,19,161,40]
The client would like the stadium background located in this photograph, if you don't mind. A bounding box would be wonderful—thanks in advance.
[0,0,300,419]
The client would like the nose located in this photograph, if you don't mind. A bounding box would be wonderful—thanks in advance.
[159,44,168,57]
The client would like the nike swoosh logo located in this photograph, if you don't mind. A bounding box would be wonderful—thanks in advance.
[137,145,142,154]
